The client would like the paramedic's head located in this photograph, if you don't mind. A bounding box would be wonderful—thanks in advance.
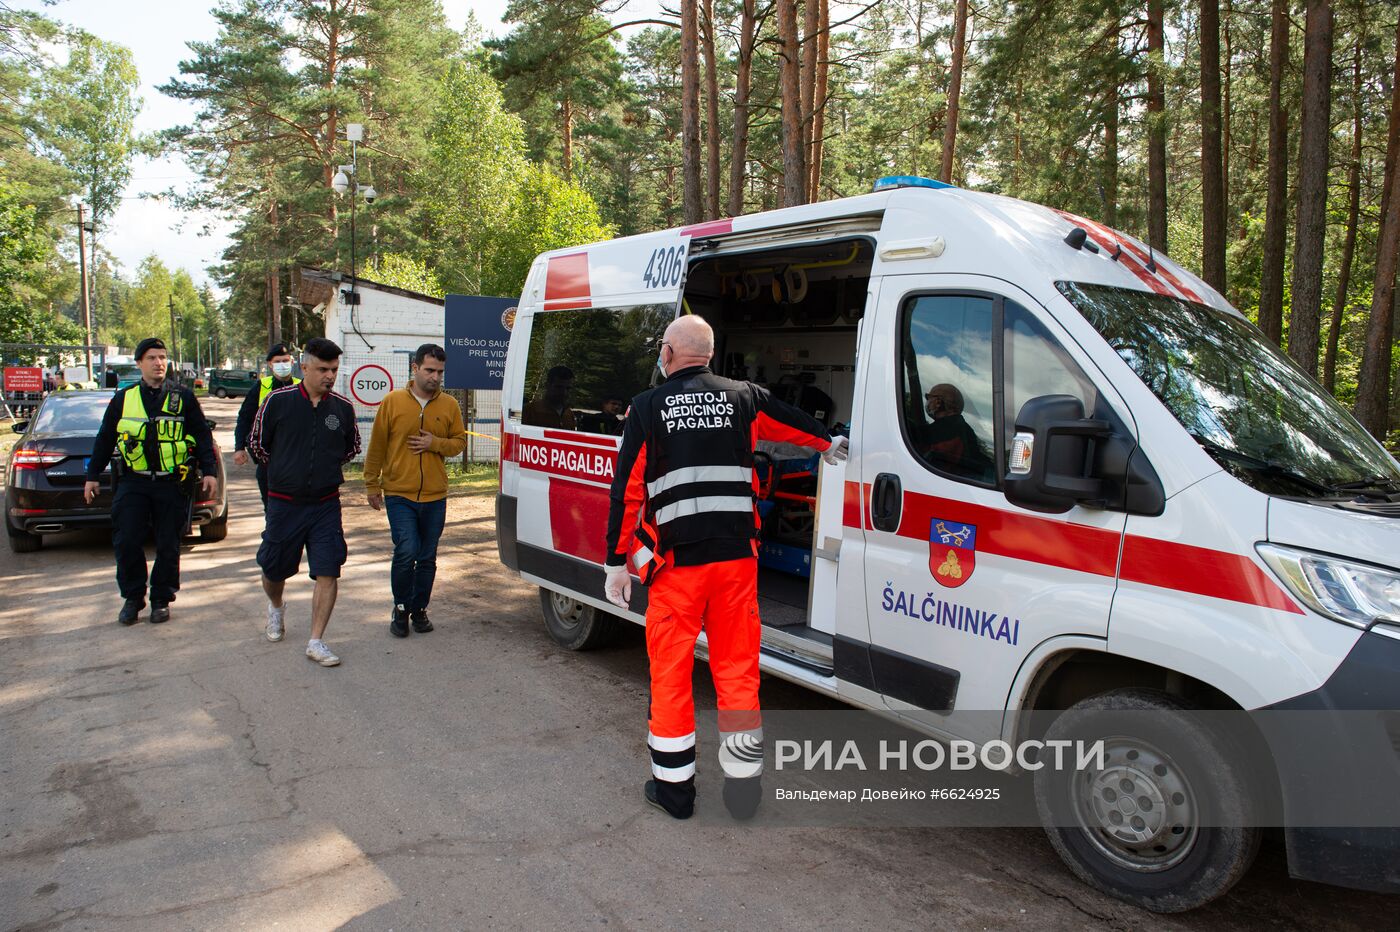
[544,365,574,406]
[412,343,446,395]
[602,395,626,416]
[54,369,67,386]
[659,315,714,376]
[301,337,343,398]
[926,383,964,419]
[134,338,168,387]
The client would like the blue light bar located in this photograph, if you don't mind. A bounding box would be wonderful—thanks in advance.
[871,175,955,192]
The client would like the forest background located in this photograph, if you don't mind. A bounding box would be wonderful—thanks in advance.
[1,0,1397,444]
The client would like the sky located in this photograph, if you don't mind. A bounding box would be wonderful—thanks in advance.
[17,0,666,293]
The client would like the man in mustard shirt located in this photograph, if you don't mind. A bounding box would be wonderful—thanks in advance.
[363,344,467,637]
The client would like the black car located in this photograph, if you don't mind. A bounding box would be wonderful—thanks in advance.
[5,390,229,553]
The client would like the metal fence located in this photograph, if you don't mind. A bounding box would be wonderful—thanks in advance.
[335,351,499,465]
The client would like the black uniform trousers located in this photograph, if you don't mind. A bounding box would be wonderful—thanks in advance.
[111,475,186,604]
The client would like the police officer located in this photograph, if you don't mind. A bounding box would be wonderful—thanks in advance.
[603,315,848,821]
[233,342,300,509]
[85,338,218,626]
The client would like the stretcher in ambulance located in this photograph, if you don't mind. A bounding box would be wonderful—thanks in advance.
[495,176,1400,911]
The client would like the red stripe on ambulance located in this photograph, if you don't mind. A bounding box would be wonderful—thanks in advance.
[514,436,616,484]
[844,482,1300,614]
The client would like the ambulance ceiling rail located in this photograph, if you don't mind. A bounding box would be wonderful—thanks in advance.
[692,214,884,256]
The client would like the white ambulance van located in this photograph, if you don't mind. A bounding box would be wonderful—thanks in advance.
[496,176,1400,910]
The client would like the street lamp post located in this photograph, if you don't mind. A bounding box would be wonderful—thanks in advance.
[331,123,376,339]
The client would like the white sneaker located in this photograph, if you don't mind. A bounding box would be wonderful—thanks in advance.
[305,639,340,666]
[266,602,285,642]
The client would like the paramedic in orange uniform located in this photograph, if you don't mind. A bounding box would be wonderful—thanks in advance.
[603,315,849,820]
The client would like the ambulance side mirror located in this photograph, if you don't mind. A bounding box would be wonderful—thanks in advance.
[1003,395,1111,514]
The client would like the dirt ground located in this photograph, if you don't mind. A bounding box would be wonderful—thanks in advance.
[0,395,1395,930]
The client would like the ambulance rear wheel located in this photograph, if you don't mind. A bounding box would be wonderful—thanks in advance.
[539,587,621,650]
[1033,689,1261,913]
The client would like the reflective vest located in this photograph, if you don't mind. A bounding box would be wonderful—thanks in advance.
[259,375,300,406]
[56,383,78,391]
[116,386,194,476]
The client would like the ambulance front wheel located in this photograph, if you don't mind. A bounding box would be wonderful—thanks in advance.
[1033,689,1261,913]
[539,587,622,650]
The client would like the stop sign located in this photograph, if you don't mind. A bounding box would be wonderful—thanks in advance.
[349,364,393,405]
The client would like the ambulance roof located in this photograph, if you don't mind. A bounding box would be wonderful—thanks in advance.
[530,181,1230,317]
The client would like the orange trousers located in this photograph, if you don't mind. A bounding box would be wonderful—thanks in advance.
[645,557,764,815]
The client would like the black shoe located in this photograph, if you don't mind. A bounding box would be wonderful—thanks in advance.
[723,777,762,821]
[149,602,170,624]
[117,598,144,626]
[410,609,434,633]
[644,780,694,820]
[389,605,409,638]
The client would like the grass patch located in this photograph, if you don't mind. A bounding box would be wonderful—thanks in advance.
[342,461,498,497]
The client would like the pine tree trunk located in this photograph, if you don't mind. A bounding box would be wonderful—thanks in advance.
[809,0,829,199]
[561,96,574,182]
[777,0,807,206]
[1105,75,1119,226]
[1258,0,1290,345]
[1288,0,1333,376]
[681,0,703,224]
[1222,0,1233,227]
[801,0,819,167]
[940,0,969,184]
[702,0,721,219]
[1324,42,1364,394]
[1354,16,1400,438]
[728,0,757,218]
[1200,0,1226,292]
[1146,0,1168,253]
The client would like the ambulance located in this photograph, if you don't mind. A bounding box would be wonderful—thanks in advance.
[495,176,1400,911]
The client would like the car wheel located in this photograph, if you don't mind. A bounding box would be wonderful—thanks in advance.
[7,526,40,553]
[199,512,228,542]
[213,387,227,398]
[1033,689,1261,913]
[538,587,622,650]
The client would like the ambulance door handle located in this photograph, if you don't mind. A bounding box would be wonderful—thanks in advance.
[871,473,903,532]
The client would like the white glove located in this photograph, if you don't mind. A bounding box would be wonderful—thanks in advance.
[604,565,632,609]
[822,435,849,465]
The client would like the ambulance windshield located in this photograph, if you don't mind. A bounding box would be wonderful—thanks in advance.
[1059,281,1400,498]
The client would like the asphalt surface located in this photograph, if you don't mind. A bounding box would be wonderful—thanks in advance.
[1,395,1396,930]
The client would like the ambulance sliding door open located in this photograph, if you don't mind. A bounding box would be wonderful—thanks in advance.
[683,236,876,668]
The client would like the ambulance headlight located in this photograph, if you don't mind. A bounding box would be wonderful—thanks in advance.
[1256,543,1400,629]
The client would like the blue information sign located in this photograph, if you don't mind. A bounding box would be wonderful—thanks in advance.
[444,294,516,390]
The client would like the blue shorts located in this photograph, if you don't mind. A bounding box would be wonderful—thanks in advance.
[257,497,347,581]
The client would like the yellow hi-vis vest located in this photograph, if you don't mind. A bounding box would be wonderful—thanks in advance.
[259,375,301,406]
[116,385,194,475]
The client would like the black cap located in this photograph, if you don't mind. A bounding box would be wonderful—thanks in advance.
[266,342,293,361]
[134,337,167,360]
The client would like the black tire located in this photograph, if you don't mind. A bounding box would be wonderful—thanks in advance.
[7,526,40,553]
[213,387,228,398]
[538,587,622,650]
[1033,689,1261,913]
[199,512,228,542]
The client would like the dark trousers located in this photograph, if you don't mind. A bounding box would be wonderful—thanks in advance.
[111,477,185,603]
[255,463,268,510]
[385,496,447,611]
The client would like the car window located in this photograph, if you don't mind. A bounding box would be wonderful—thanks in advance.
[899,294,998,485]
[522,304,675,434]
[1003,302,1099,461]
[31,395,111,433]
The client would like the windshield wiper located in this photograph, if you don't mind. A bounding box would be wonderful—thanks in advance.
[1328,475,1400,497]
[1188,434,1337,496]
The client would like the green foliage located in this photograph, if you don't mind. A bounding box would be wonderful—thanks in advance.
[369,253,445,298]
[0,186,82,355]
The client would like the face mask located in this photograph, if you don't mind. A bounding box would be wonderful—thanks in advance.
[656,354,667,378]
[271,362,293,378]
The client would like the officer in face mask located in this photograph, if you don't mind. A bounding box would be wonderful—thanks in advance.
[233,342,301,510]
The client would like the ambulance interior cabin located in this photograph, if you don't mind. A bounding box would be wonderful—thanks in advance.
[682,236,874,641]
